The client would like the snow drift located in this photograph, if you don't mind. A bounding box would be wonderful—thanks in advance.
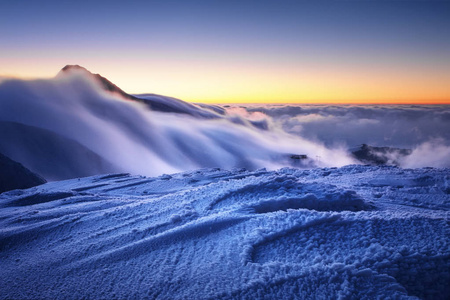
[0,166,448,299]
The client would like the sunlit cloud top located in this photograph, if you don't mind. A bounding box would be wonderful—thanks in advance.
[1,0,449,103]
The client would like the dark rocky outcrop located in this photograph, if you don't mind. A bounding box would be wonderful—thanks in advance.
[351,144,412,166]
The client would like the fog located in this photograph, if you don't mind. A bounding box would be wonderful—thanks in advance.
[0,71,448,180]
[228,104,450,168]
[0,71,354,180]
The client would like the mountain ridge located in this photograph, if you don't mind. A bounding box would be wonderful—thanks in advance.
[59,65,219,117]
[0,151,46,193]
[60,64,139,101]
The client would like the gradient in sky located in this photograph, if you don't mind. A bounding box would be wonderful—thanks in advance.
[1,0,449,103]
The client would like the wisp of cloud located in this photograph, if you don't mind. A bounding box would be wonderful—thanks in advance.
[1,71,448,180]
[0,71,356,180]
[231,104,450,168]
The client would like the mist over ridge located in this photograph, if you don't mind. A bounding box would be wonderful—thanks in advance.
[227,103,450,168]
[0,65,448,180]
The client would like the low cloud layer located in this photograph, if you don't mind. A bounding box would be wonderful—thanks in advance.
[0,73,354,180]
[236,104,450,148]
[0,72,448,180]
[225,104,450,168]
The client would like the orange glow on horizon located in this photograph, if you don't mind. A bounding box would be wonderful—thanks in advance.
[1,1,450,106]
[1,58,449,105]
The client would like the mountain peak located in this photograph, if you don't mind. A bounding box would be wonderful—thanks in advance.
[58,64,96,78]
[56,65,216,117]
[61,65,94,75]
[58,65,137,101]
[61,64,90,73]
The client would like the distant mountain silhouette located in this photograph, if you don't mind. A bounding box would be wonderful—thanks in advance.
[0,151,46,193]
[0,122,119,181]
[61,65,137,100]
[60,65,219,118]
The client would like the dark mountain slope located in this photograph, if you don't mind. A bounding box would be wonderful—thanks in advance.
[0,122,119,181]
[0,152,46,193]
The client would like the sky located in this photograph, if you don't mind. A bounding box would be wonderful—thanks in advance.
[1,0,449,104]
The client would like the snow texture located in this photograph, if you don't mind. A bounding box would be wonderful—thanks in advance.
[1,166,448,299]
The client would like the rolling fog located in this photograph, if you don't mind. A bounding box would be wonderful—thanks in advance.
[0,70,448,180]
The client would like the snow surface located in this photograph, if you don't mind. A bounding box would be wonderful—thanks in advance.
[1,165,448,299]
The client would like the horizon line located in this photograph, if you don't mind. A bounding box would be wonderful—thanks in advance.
[2,73,449,106]
[189,100,450,105]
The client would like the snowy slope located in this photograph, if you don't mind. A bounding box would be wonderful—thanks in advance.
[1,166,448,299]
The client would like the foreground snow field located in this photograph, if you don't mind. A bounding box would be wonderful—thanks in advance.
[0,165,449,299]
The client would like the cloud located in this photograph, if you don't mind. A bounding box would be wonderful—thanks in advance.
[400,139,450,168]
[0,74,354,180]
[239,104,450,149]
[229,104,450,168]
[1,72,447,180]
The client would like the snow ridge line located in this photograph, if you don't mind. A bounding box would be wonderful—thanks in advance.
[65,213,251,269]
[242,213,342,265]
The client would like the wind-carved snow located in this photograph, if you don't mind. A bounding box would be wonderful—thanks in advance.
[0,165,448,299]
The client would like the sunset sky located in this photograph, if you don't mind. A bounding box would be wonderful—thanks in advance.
[1,0,449,104]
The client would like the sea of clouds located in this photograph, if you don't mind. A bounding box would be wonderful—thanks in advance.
[0,71,448,180]
[224,104,450,168]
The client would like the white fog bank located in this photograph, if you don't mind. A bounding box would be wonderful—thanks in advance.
[0,71,355,180]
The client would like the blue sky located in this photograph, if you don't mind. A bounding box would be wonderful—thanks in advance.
[1,0,449,103]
